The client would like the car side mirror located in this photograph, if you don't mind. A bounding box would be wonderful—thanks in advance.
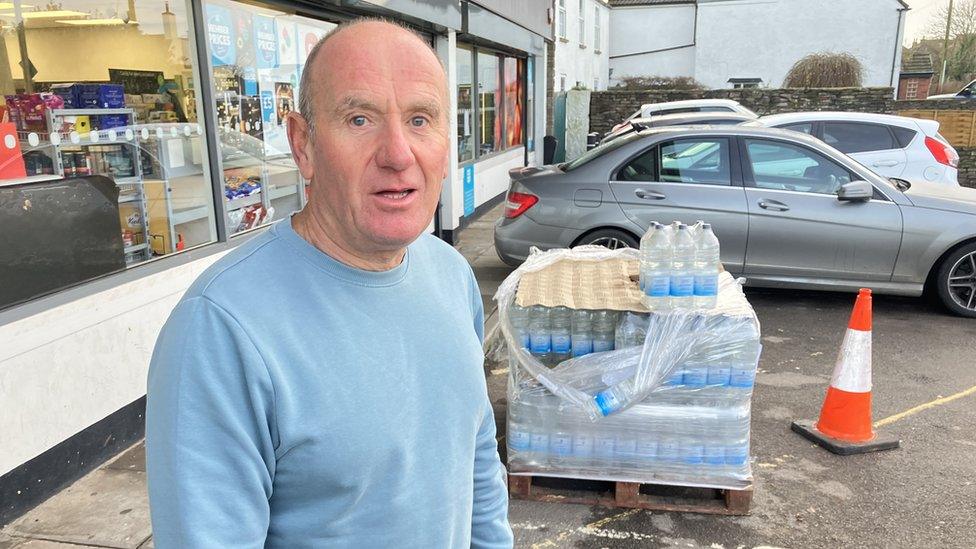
[837,180,873,201]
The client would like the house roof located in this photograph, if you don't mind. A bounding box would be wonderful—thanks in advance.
[902,51,934,76]
[608,0,695,6]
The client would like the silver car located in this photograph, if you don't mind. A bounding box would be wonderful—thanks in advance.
[494,126,976,317]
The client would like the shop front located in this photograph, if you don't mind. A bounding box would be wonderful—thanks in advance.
[0,0,550,523]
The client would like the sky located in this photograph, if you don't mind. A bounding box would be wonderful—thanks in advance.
[904,0,951,45]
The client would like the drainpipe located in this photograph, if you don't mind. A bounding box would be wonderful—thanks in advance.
[890,6,909,99]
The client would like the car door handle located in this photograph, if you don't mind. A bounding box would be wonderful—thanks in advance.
[872,160,901,167]
[758,199,789,211]
[635,189,666,200]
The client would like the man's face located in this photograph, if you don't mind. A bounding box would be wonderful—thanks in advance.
[294,25,448,254]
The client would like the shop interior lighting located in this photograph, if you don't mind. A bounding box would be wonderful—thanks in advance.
[0,10,87,19]
[57,18,131,25]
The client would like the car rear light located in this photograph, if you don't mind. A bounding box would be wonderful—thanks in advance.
[925,136,959,168]
[504,191,538,219]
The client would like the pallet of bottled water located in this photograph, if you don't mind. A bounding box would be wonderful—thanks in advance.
[493,229,761,491]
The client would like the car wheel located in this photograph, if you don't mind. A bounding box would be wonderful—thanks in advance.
[935,242,976,318]
[578,229,639,251]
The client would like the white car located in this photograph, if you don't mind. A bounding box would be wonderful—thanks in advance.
[927,79,975,100]
[611,99,757,133]
[760,112,960,186]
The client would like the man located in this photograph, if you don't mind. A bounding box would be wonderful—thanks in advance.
[146,19,513,548]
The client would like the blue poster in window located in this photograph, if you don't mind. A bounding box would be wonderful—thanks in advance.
[253,15,278,69]
[243,67,258,96]
[206,4,236,67]
[260,89,276,127]
[463,165,475,217]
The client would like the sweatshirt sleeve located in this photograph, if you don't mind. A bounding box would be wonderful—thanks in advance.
[467,268,514,548]
[146,296,277,548]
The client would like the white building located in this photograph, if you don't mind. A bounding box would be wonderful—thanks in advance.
[554,0,612,91]
[609,0,908,89]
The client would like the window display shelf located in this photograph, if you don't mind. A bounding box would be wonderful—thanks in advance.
[0,174,64,188]
[225,193,262,211]
[171,205,211,226]
[51,108,134,116]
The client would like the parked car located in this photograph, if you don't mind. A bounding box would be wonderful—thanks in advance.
[610,99,757,133]
[600,112,756,146]
[494,126,976,317]
[927,79,976,100]
[760,112,960,186]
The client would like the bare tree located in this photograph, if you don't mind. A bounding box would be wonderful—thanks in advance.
[925,0,976,84]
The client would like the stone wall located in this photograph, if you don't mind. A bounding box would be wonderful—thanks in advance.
[894,98,976,111]
[959,148,976,189]
[588,87,897,135]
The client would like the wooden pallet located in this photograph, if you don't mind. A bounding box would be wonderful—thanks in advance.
[508,473,752,516]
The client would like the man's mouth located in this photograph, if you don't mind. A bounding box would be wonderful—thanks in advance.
[375,188,416,200]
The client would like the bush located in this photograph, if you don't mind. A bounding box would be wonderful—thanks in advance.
[610,75,706,91]
[784,52,864,88]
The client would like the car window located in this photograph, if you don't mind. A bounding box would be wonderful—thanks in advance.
[699,106,734,113]
[564,131,642,171]
[654,107,702,116]
[745,139,852,195]
[890,126,917,148]
[619,138,731,185]
[780,122,814,135]
[822,122,896,153]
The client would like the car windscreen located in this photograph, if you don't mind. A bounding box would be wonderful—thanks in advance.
[563,132,644,171]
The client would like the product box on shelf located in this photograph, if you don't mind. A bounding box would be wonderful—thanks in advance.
[51,83,126,109]
[494,246,762,491]
[4,93,64,131]
[95,114,129,130]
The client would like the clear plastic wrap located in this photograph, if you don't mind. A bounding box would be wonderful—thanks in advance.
[495,246,761,490]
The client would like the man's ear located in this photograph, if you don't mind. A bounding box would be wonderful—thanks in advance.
[286,112,315,181]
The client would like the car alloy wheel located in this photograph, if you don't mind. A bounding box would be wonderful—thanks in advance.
[588,236,631,250]
[947,251,976,312]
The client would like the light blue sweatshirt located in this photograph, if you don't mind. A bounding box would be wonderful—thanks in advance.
[146,218,512,548]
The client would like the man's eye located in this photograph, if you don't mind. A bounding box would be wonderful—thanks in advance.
[410,116,428,127]
[351,116,367,127]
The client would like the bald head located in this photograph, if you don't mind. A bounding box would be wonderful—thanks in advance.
[297,19,447,138]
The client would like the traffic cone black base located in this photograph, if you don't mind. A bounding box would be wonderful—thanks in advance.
[791,420,900,456]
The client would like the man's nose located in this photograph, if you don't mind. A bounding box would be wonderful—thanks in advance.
[376,120,416,171]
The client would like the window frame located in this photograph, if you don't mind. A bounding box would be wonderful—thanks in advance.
[578,0,586,46]
[739,137,860,196]
[460,43,529,167]
[612,136,739,186]
[820,121,899,154]
[557,0,568,40]
[456,43,477,164]
[593,5,601,52]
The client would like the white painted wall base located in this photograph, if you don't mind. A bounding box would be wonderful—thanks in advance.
[0,251,228,476]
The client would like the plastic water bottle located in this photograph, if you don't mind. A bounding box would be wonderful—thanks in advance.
[509,304,530,349]
[550,306,572,364]
[643,224,672,311]
[615,312,649,349]
[638,225,655,292]
[693,223,721,310]
[670,224,696,309]
[571,309,593,357]
[592,310,617,353]
[507,402,531,457]
[730,322,761,390]
[528,306,551,362]
[689,219,705,238]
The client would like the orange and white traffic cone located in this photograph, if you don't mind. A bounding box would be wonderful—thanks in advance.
[791,289,900,455]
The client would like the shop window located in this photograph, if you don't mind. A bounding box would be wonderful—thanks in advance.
[0,0,214,309]
[204,0,336,235]
[477,51,500,156]
[457,45,475,163]
[503,57,524,149]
